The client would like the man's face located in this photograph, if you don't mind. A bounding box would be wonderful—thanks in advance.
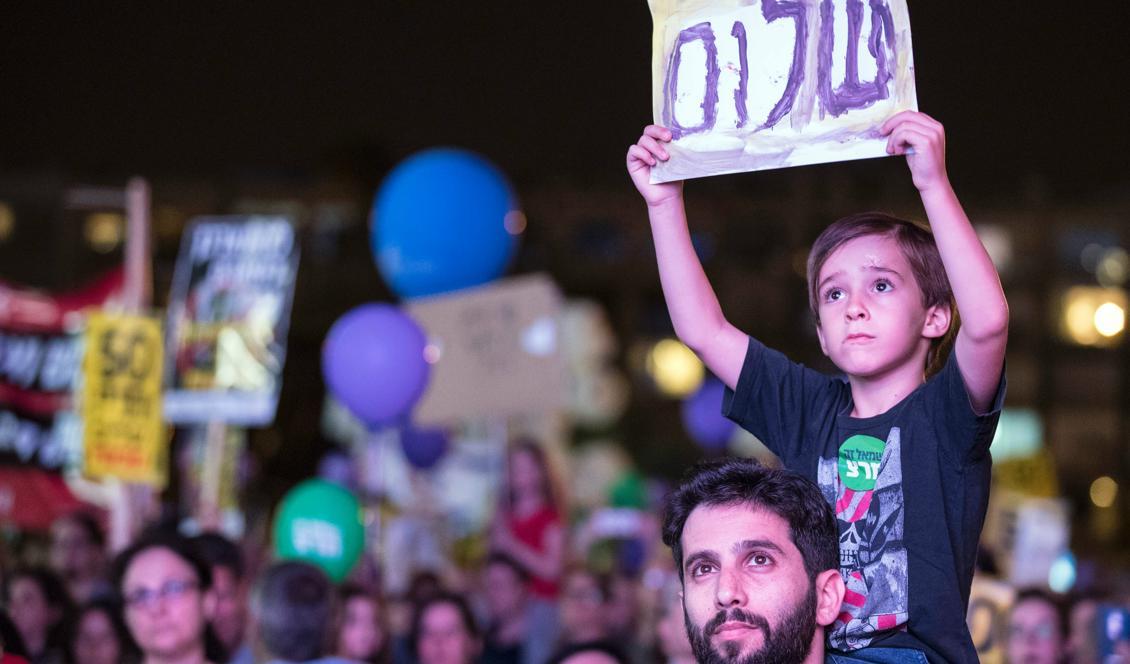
[679,503,817,664]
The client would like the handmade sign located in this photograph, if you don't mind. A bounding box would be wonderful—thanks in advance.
[164,217,298,426]
[405,273,564,424]
[649,0,918,181]
[81,313,166,485]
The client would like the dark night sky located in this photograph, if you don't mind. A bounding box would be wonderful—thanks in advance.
[1,3,1128,198]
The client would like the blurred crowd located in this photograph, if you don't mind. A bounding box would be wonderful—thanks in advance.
[1,440,1127,664]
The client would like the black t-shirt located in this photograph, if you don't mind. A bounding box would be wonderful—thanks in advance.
[723,338,1005,664]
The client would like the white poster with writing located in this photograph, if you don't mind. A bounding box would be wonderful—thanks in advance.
[649,0,918,181]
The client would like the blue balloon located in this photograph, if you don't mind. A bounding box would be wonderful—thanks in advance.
[681,378,736,450]
[372,148,519,299]
[400,426,449,470]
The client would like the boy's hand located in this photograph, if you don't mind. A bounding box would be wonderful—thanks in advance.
[880,111,950,194]
[627,125,684,207]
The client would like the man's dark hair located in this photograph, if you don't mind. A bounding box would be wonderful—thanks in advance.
[192,532,244,579]
[661,457,837,583]
[254,561,334,662]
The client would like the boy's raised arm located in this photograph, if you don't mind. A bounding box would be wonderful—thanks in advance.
[882,111,1009,413]
[627,125,748,389]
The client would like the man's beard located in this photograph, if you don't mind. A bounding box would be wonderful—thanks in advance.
[684,586,817,664]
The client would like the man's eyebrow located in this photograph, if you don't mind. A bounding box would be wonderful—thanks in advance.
[732,539,785,555]
[683,550,719,572]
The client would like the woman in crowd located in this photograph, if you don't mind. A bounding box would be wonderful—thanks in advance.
[111,531,222,664]
[334,584,387,663]
[64,598,139,664]
[490,439,565,664]
[412,593,480,664]
[2,567,72,663]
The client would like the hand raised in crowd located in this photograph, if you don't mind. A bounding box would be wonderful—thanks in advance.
[626,125,684,208]
[880,110,951,194]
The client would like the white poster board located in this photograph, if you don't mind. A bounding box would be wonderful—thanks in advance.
[649,0,918,181]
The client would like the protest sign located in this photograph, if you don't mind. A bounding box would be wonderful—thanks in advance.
[81,313,165,486]
[164,217,299,426]
[649,0,918,181]
[0,269,123,473]
[405,273,564,424]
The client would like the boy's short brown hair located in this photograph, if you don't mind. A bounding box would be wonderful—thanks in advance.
[806,211,958,377]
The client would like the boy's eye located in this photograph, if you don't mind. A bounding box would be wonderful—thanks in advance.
[824,288,844,302]
[874,280,892,292]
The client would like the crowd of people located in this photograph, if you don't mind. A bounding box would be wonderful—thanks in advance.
[0,447,1127,664]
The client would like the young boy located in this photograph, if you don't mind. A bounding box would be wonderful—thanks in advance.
[627,112,1008,664]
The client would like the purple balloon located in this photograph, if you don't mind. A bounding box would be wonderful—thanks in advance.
[681,378,735,450]
[400,426,449,469]
[323,304,430,428]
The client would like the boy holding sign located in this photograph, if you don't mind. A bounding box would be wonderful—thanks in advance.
[627,112,1007,663]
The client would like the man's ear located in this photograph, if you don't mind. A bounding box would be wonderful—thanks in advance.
[813,569,845,627]
[922,302,952,340]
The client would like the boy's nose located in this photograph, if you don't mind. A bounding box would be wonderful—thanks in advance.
[845,297,868,320]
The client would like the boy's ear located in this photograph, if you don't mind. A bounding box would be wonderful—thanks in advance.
[921,303,952,340]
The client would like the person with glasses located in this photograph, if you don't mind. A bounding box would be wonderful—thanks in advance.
[111,531,222,664]
[1006,589,1067,664]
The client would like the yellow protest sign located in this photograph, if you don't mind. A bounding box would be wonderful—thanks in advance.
[81,313,166,486]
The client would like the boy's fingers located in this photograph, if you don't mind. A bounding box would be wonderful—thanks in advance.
[643,124,674,142]
[627,144,657,167]
[638,135,670,160]
[880,110,940,135]
[887,127,933,154]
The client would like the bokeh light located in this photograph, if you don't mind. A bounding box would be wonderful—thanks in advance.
[0,203,14,243]
[645,338,704,397]
[1048,551,1077,593]
[1090,476,1119,508]
[1060,286,1127,346]
[1096,247,1129,286]
[1094,302,1125,337]
[84,212,125,253]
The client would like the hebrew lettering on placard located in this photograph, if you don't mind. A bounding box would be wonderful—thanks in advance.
[649,0,917,181]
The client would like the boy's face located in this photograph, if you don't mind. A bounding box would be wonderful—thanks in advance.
[814,234,948,380]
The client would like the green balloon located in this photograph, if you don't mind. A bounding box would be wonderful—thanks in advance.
[609,471,648,510]
[272,479,364,582]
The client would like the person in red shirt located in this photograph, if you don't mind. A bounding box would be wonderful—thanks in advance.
[490,439,565,664]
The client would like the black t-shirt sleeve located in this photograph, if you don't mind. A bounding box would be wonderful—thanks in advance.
[722,337,842,465]
[929,351,1006,464]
